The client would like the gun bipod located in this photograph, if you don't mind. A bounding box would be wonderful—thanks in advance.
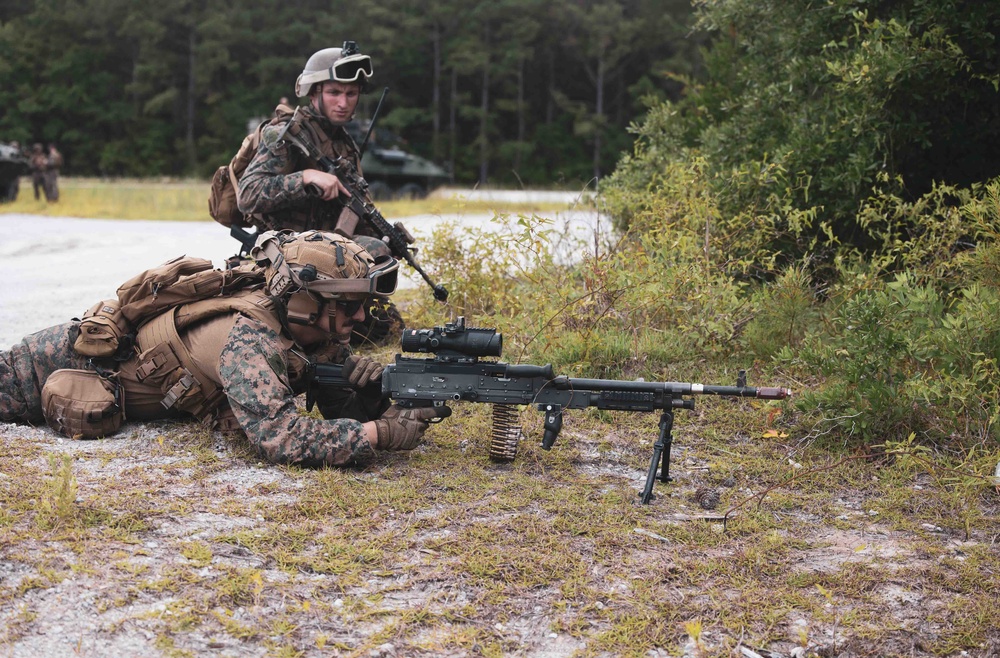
[640,409,676,504]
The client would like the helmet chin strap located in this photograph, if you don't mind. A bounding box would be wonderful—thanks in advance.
[313,85,327,123]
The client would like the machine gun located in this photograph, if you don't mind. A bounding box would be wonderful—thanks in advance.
[307,317,792,504]
[275,110,448,303]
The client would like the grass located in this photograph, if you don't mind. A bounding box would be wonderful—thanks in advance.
[1,177,577,221]
[1,179,999,656]
[2,389,998,657]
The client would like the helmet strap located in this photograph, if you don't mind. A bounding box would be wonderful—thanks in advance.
[269,294,296,339]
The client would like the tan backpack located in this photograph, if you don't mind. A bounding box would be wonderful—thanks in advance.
[208,103,295,228]
[73,256,265,359]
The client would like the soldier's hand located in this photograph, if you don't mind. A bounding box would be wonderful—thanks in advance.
[302,169,351,201]
[342,354,383,389]
[374,404,452,451]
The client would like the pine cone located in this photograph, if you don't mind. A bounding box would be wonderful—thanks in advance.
[693,486,721,510]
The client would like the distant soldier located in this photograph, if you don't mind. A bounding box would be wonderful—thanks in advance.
[0,231,449,465]
[44,143,63,202]
[28,143,46,201]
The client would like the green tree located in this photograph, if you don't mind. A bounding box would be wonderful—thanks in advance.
[606,0,1000,260]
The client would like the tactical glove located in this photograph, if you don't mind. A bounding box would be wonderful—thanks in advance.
[375,404,452,451]
[342,354,384,389]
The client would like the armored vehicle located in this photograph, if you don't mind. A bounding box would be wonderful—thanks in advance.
[347,121,450,201]
[0,142,27,203]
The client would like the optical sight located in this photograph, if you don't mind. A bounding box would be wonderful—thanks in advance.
[400,316,502,360]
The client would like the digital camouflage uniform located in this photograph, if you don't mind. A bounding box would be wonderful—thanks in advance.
[43,145,62,202]
[0,306,388,466]
[236,104,389,259]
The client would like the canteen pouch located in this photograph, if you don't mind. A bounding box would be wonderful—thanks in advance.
[41,369,125,439]
[74,299,130,358]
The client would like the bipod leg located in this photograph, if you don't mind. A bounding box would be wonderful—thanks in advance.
[640,410,674,504]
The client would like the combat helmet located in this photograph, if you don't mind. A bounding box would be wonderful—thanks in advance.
[295,41,373,98]
[251,230,398,326]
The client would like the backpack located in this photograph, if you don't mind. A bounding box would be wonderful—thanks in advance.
[74,256,266,359]
[208,103,295,228]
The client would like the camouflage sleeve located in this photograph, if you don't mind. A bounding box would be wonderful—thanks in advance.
[0,322,90,424]
[219,316,375,466]
[237,123,312,216]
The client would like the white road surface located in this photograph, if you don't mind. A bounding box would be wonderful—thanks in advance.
[0,208,610,349]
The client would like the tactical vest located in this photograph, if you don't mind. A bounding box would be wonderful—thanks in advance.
[246,106,367,234]
[122,289,294,430]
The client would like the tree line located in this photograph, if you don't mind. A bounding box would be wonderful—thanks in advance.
[606,0,1000,267]
[0,0,696,188]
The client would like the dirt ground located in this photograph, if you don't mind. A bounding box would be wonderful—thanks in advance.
[1,213,998,657]
[2,410,998,658]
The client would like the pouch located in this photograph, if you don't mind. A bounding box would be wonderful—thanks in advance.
[41,369,125,439]
[74,299,130,358]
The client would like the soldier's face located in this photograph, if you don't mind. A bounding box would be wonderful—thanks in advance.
[330,298,367,345]
[312,82,361,125]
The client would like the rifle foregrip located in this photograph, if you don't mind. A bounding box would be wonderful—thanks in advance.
[757,387,793,399]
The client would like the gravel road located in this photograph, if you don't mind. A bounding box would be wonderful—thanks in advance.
[0,205,608,349]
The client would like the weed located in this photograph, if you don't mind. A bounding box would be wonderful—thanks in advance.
[36,454,77,531]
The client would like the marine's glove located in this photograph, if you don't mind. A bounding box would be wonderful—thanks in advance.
[342,354,384,389]
[374,404,452,451]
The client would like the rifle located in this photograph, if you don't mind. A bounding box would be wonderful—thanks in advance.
[306,317,792,504]
[276,110,448,302]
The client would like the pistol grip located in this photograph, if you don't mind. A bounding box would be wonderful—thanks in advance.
[541,405,563,450]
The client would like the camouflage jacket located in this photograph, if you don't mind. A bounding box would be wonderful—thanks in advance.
[0,315,387,467]
[237,104,375,235]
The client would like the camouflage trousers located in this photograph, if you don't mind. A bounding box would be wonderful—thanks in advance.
[0,323,89,424]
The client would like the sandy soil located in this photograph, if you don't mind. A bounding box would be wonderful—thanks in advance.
[2,207,996,658]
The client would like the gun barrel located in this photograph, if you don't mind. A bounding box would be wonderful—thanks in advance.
[559,377,792,400]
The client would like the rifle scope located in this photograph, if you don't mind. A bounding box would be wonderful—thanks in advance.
[400,317,502,358]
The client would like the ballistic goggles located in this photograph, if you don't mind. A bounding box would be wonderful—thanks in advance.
[299,53,373,87]
[298,256,399,298]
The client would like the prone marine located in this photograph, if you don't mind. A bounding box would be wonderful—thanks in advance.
[0,231,449,465]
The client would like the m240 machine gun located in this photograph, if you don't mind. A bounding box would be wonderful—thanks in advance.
[308,318,792,503]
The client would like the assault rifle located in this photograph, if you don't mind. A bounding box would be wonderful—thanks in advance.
[306,317,792,504]
[275,110,448,302]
